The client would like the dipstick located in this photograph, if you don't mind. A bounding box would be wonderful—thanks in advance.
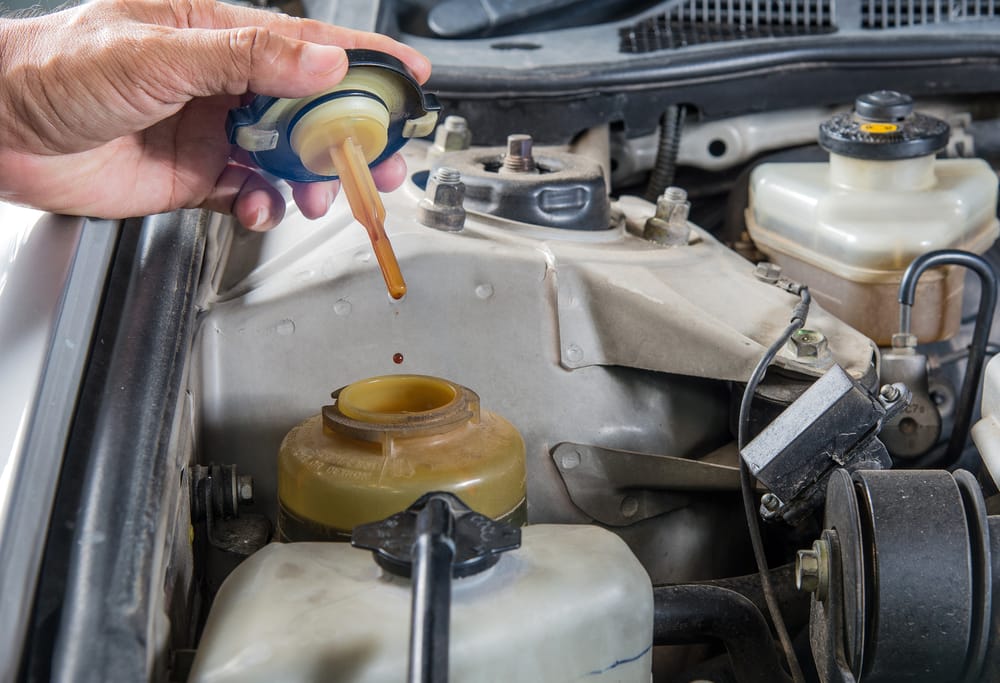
[330,138,407,299]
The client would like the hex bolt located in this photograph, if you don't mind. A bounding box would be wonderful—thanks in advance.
[501,133,537,173]
[237,474,254,505]
[788,328,829,360]
[753,261,782,284]
[418,167,466,231]
[427,115,472,162]
[879,384,901,402]
[795,538,831,601]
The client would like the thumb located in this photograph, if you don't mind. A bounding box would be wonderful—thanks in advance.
[166,26,349,99]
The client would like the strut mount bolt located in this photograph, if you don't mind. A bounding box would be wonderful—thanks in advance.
[501,133,537,173]
[437,115,471,150]
[427,115,472,162]
[418,167,466,231]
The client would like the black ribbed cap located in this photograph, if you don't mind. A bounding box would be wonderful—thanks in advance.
[819,90,950,160]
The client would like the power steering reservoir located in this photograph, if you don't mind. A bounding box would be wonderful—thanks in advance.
[277,374,527,541]
[746,91,999,345]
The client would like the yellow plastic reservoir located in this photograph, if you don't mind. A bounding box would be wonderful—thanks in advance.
[277,375,527,541]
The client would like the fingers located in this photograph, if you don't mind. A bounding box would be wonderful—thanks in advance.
[203,153,408,230]
[291,180,339,220]
[202,162,285,231]
[371,153,408,192]
[290,153,407,218]
[166,26,349,100]
[174,0,432,84]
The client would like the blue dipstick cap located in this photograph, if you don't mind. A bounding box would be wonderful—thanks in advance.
[226,49,440,182]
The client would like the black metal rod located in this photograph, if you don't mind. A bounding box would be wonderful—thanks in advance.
[408,496,456,683]
[654,584,794,683]
[897,250,997,465]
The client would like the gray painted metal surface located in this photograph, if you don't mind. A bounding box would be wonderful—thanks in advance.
[0,207,119,682]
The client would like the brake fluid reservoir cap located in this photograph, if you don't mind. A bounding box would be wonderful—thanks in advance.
[226,49,440,182]
[819,90,950,161]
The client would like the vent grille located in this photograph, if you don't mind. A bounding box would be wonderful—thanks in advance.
[862,1,1000,28]
[619,1,837,54]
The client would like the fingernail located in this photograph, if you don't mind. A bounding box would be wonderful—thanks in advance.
[301,44,346,76]
[250,207,269,231]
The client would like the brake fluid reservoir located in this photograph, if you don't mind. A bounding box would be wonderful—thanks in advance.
[746,91,999,346]
[277,374,527,540]
[189,525,653,683]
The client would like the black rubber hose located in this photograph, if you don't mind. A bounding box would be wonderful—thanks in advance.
[644,105,686,202]
[661,563,811,632]
[897,250,997,466]
[653,584,794,683]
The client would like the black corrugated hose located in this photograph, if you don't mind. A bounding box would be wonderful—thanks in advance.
[645,105,687,202]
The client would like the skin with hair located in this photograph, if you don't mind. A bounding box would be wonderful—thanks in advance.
[0,0,432,230]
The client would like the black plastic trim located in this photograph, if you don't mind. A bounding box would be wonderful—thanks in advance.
[424,37,1000,142]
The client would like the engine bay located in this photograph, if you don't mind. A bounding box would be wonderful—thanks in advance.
[17,2,1000,682]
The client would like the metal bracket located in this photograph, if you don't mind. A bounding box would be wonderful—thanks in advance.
[551,442,742,526]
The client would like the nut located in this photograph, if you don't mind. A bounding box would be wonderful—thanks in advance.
[753,262,782,284]
[644,186,691,246]
[655,187,689,219]
[788,329,828,359]
[891,332,918,349]
[435,116,471,150]
[418,167,466,231]
[879,384,901,402]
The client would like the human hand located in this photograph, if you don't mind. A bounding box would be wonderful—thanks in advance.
[0,0,431,230]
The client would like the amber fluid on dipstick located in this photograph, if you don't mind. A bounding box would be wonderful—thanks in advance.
[330,139,406,299]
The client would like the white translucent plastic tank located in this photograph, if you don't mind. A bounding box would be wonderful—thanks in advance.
[746,92,999,346]
[188,525,653,682]
[747,154,998,345]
